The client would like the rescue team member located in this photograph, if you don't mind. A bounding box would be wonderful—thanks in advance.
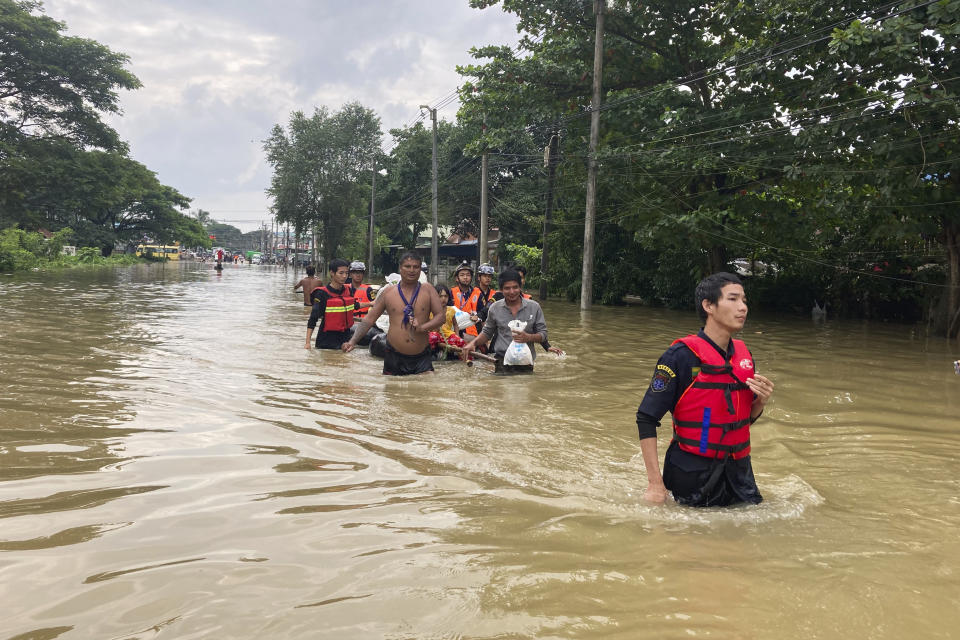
[461,269,548,373]
[343,252,445,375]
[294,265,324,307]
[304,259,363,350]
[348,261,375,319]
[636,272,774,507]
[454,263,497,336]
[450,262,474,310]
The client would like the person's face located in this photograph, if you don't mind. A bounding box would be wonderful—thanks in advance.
[350,270,364,284]
[501,280,522,302]
[479,273,492,288]
[457,270,472,287]
[704,283,748,333]
[330,266,349,286]
[438,290,449,305]
[399,259,421,283]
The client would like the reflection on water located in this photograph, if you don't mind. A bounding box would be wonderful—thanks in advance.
[1,262,959,639]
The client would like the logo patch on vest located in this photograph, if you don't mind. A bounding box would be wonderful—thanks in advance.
[650,364,676,393]
[740,358,754,370]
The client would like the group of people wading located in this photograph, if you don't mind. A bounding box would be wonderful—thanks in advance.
[298,252,561,376]
[297,257,776,508]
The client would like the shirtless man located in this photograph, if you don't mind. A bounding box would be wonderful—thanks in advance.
[343,252,444,375]
[294,265,324,306]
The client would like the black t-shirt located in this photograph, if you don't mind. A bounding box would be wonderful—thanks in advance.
[636,329,762,504]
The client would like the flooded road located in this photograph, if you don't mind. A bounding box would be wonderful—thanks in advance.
[1,262,959,639]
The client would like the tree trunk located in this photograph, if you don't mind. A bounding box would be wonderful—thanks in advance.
[707,244,727,274]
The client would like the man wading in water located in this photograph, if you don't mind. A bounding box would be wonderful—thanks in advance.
[343,252,444,375]
[636,272,775,507]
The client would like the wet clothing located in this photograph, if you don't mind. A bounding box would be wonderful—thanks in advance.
[307,284,360,349]
[383,340,434,376]
[636,330,763,507]
[489,291,555,352]
[438,305,459,340]
[481,297,547,361]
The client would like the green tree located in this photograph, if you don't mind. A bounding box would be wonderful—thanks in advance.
[264,102,381,261]
[0,0,140,150]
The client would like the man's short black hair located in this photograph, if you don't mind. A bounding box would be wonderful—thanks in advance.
[329,258,349,273]
[695,272,743,321]
[498,269,522,288]
[515,265,527,277]
[306,265,316,277]
[398,251,420,266]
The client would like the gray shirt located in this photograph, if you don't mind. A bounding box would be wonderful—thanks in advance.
[481,297,548,360]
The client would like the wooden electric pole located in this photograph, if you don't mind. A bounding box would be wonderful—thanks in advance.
[368,156,376,272]
[580,0,605,310]
[420,104,439,283]
[540,126,559,300]
[480,117,489,265]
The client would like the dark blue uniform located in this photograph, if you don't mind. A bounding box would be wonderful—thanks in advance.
[637,330,763,507]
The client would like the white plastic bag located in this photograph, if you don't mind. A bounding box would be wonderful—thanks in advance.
[503,319,533,366]
[454,309,475,331]
[375,313,390,333]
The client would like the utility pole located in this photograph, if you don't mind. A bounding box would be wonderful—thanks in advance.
[420,104,439,283]
[540,125,560,300]
[368,156,376,273]
[580,0,605,310]
[480,116,489,265]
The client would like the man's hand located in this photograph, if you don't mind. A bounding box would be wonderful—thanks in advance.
[460,340,477,361]
[342,341,356,353]
[304,342,311,350]
[547,346,565,356]
[511,330,540,344]
[746,374,774,406]
[644,482,668,504]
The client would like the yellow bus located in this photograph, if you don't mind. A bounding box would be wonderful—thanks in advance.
[136,243,181,260]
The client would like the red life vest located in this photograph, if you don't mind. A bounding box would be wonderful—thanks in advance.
[352,283,372,318]
[671,335,755,460]
[316,285,355,332]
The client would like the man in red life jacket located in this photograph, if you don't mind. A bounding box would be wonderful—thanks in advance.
[304,258,362,350]
[636,272,775,507]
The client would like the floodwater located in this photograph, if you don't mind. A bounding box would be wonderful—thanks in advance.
[1,262,958,640]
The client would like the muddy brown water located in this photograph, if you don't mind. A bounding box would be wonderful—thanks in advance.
[1,262,958,639]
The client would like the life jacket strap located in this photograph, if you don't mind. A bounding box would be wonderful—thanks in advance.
[673,435,751,454]
[675,417,752,432]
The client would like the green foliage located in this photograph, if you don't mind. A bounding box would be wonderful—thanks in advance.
[264,103,382,259]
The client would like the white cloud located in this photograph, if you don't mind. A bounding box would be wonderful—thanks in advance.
[42,0,520,231]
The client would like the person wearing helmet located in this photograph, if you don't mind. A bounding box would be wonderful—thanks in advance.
[467,263,498,336]
[348,261,375,319]
[450,262,474,310]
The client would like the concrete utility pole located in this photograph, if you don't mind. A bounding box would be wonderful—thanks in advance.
[580,0,605,310]
[368,156,376,272]
[480,116,489,264]
[540,126,560,300]
[420,104,439,284]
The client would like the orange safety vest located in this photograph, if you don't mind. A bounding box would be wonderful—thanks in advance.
[671,335,755,459]
[315,285,356,332]
[459,287,497,336]
[351,284,372,318]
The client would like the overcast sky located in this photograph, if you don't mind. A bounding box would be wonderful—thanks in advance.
[44,1,521,232]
